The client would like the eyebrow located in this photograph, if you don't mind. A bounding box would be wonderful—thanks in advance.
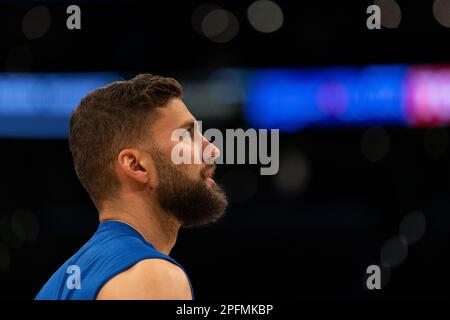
[178,119,196,129]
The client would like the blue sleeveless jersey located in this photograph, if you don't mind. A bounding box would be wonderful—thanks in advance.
[35,221,194,300]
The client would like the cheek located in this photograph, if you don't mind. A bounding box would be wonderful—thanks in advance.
[170,140,201,165]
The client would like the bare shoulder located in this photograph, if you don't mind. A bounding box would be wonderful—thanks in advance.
[96,258,192,300]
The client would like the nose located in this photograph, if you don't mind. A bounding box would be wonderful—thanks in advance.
[202,136,220,163]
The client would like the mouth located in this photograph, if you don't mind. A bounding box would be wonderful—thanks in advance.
[203,166,216,187]
[205,177,216,187]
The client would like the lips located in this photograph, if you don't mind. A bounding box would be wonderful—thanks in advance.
[202,165,216,187]
[206,177,216,187]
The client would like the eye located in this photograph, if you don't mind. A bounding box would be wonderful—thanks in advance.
[182,129,192,138]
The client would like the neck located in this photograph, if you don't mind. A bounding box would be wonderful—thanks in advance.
[98,196,180,255]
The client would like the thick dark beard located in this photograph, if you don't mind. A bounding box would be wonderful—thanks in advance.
[153,150,228,228]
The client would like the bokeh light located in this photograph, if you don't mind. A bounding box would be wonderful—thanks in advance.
[361,127,390,162]
[201,8,239,43]
[247,0,284,33]
[22,6,52,40]
[275,149,310,196]
[380,236,408,268]
[433,0,450,28]
[11,210,39,243]
[399,211,426,245]
[373,0,401,28]
[191,3,221,35]
[0,215,23,248]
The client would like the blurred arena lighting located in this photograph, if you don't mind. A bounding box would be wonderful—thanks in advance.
[182,69,244,120]
[220,167,258,203]
[380,236,408,268]
[11,210,39,243]
[200,8,239,43]
[245,66,407,131]
[373,0,401,28]
[274,149,310,196]
[0,242,10,271]
[0,73,120,138]
[5,45,33,72]
[433,0,450,27]
[22,6,52,40]
[207,69,246,106]
[398,211,426,245]
[423,127,449,158]
[405,66,450,126]
[247,0,284,33]
[245,65,450,131]
[360,127,390,162]
[3,65,450,138]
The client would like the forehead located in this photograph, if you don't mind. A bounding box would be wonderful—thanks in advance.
[149,97,196,142]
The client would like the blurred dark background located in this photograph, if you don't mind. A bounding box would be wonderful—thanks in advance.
[1,0,450,300]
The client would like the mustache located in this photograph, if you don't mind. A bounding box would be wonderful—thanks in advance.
[200,164,216,179]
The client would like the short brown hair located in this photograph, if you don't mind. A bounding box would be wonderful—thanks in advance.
[69,74,183,208]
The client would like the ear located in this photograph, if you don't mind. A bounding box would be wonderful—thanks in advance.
[116,148,153,186]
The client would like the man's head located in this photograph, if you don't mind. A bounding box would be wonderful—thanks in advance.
[69,74,228,227]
